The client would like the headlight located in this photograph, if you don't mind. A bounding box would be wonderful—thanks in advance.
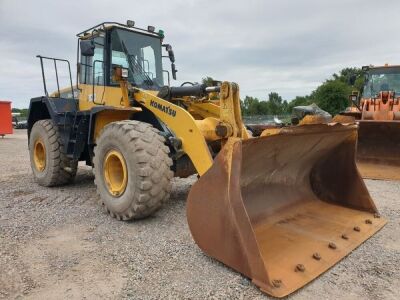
[127,20,135,27]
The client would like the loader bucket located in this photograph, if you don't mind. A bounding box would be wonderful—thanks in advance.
[357,120,400,180]
[187,123,386,298]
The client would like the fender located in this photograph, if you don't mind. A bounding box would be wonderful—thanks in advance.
[27,96,90,162]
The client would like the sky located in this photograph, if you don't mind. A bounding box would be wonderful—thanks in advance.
[1,0,400,108]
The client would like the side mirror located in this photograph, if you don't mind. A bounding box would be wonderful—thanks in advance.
[163,44,177,79]
[168,49,175,63]
[164,44,175,63]
[171,63,177,80]
[80,39,95,57]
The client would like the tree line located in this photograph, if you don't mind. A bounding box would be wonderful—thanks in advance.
[203,67,364,116]
[11,108,29,118]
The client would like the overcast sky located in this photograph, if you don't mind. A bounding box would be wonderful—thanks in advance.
[1,0,399,108]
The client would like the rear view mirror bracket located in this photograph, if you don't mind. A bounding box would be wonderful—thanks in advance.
[171,63,177,80]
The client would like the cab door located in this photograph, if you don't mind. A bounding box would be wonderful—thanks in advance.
[78,35,108,110]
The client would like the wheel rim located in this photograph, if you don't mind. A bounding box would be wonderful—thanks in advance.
[104,149,128,196]
[33,139,46,172]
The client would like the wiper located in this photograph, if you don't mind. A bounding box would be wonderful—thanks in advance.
[128,55,154,85]
[121,41,153,87]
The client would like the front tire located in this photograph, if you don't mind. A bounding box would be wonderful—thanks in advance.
[93,121,173,220]
[29,119,78,186]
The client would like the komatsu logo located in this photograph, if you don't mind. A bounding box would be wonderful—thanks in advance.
[150,100,176,117]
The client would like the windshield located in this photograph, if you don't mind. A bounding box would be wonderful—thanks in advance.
[110,28,164,89]
[363,67,400,98]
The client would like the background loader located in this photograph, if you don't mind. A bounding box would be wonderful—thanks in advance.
[27,21,385,297]
[342,64,400,180]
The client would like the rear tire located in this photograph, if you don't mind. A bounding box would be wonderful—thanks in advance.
[93,120,173,220]
[29,119,78,186]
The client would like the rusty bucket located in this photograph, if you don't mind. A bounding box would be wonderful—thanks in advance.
[187,123,386,298]
[357,120,400,180]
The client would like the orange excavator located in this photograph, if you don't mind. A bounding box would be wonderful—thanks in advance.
[342,64,400,180]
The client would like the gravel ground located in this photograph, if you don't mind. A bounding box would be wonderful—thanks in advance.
[0,129,399,299]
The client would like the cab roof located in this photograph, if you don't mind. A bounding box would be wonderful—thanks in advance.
[363,64,400,71]
[77,22,162,39]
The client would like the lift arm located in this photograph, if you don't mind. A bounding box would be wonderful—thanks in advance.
[133,89,214,176]
[130,81,249,176]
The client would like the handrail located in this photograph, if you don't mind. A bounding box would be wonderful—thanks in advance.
[36,55,75,99]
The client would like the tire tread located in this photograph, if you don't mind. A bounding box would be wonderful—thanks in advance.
[93,120,173,220]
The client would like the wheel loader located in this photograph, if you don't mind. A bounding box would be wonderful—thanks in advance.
[342,64,400,180]
[27,21,386,297]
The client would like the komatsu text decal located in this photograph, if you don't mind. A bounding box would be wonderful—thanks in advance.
[150,100,177,117]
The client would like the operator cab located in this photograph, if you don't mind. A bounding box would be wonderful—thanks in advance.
[77,21,177,91]
[362,65,400,98]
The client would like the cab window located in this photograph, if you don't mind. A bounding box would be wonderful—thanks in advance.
[110,28,164,89]
[80,36,105,85]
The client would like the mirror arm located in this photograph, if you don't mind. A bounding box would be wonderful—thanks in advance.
[171,63,177,80]
[163,70,171,86]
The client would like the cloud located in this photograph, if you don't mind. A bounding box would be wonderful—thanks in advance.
[1,0,399,107]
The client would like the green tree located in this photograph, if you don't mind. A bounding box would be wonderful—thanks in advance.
[313,80,351,115]
[242,96,262,115]
[354,76,365,93]
[281,100,289,114]
[258,100,269,115]
[202,76,216,86]
[12,108,29,118]
[287,67,364,116]
[266,92,283,114]
[332,67,365,92]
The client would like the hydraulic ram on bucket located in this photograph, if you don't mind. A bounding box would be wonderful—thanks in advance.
[187,123,386,298]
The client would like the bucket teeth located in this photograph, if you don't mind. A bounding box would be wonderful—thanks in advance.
[328,242,337,250]
[312,253,321,260]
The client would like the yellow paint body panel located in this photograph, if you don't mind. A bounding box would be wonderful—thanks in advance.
[79,84,126,110]
[77,84,141,139]
[195,117,222,141]
[94,109,137,139]
[187,102,220,119]
[133,89,213,175]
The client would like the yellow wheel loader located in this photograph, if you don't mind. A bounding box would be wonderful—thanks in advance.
[27,21,386,297]
[342,65,400,180]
